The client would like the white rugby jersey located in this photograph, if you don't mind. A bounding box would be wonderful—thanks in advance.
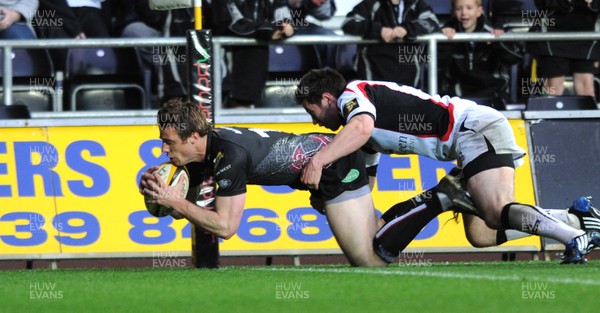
[338,80,478,161]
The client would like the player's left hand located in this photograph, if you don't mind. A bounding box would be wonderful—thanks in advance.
[143,171,181,207]
[138,166,160,195]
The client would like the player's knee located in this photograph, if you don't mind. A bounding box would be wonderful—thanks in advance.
[476,206,504,230]
[482,216,503,230]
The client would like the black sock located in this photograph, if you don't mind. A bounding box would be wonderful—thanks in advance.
[380,189,443,223]
[374,189,444,263]
[496,230,508,245]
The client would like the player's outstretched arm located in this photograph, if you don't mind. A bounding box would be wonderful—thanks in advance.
[171,193,247,240]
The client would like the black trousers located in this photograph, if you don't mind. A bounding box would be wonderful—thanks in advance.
[227,45,269,105]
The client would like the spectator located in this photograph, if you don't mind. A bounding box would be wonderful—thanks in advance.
[288,0,338,68]
[212,0,295,108]
[112,0,199,107]
[440,0,522,102]
[527,0,600,98]
[35,0,112,71]
[0,0,38,39]
[341,0,440,88]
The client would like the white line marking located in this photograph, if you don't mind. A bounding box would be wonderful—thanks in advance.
[249,266,600,286]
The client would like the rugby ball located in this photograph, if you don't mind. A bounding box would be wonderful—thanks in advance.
[145,162,189,219]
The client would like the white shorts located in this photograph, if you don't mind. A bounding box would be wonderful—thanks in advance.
[454,105,526,170]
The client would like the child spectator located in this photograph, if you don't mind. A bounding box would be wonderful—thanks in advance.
[440,0,522,103]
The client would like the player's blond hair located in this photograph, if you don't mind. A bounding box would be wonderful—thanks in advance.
[157,98,212,140]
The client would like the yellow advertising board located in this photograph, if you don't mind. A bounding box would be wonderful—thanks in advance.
[0,119,539,259]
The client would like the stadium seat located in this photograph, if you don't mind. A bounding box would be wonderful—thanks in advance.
[427,0,453,26]
[259,45,322,108]
[526,95,598,110]
[335,44,358,81]
[0,49,57,112]
[267,44,321,80]
[0,104,31,119]
[65,47,146,111]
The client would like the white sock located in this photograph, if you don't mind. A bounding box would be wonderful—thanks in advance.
[501,210,583,242]
[502,203,584,244]
[547,210,582,229]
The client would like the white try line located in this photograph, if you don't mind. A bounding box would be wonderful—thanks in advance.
[248,266,600,286]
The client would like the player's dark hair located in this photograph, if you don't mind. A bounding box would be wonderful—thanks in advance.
[157,98,211,140]
[294,68,347,105]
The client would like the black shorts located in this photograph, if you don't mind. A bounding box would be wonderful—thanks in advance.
[293,151,369,202]
[536,56,599,78]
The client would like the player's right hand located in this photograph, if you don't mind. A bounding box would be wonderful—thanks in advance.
[301,157,323,190]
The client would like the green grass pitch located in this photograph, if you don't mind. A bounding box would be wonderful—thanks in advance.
[2,261,599,313]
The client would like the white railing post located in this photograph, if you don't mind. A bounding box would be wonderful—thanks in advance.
[427,37,438,96]
[2,46,13,105]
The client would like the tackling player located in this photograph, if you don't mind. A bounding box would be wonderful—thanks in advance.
[295,68,600,264]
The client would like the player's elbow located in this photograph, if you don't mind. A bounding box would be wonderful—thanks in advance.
[215,229,235,240]
[357,123,373,140]
[352,116,374,141]
[215,223,238,240]
[219,231,235,240]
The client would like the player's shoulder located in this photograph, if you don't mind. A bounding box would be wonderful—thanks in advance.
[213,127,293,149]
[212,127,250,151]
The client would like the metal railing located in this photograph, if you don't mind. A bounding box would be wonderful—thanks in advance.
[2,31,600,116]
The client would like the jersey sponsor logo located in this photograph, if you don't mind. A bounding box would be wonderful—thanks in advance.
[217,179,232,189]
[341,169,360,183]
[216,164,231,176]
[342,98,359,117]
[213,151,224,170]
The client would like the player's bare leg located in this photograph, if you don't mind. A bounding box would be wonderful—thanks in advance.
[463,211,581,247]
[325,191,388,267]
[462,196,600,248]
[466,166,598,263]
[462,214,499,247]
